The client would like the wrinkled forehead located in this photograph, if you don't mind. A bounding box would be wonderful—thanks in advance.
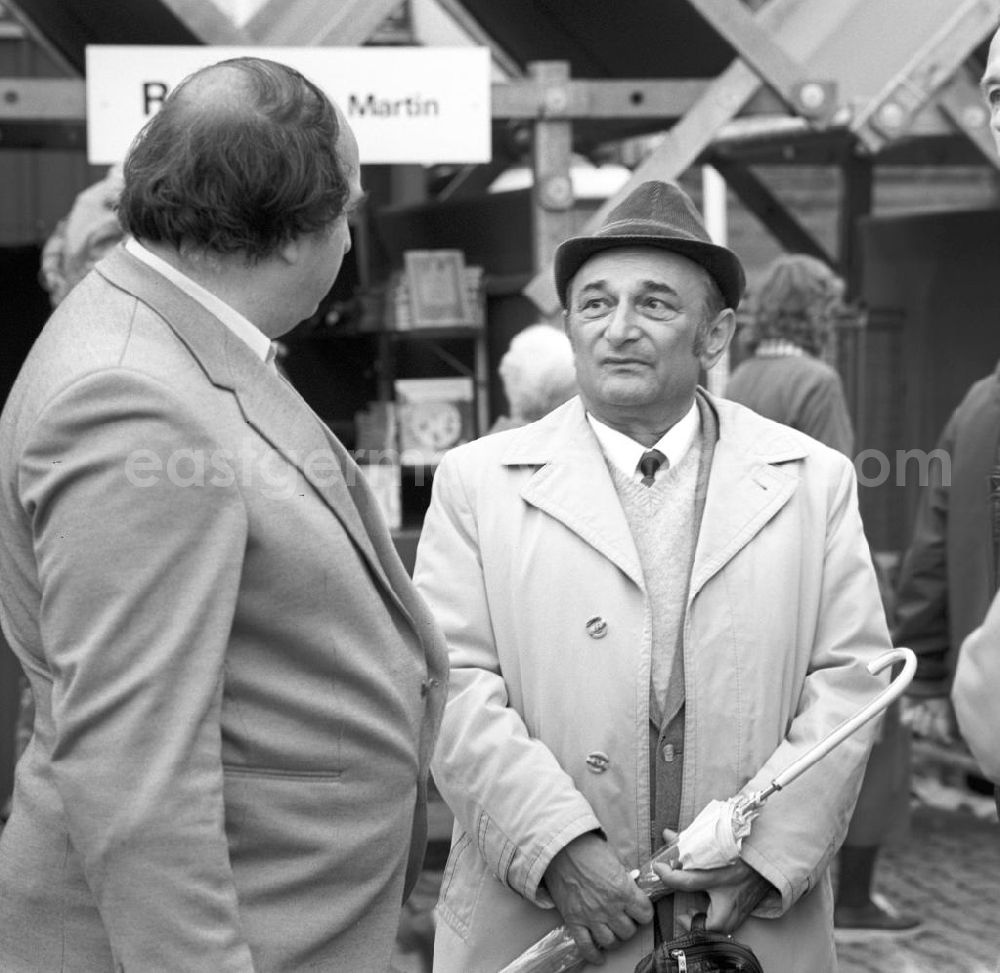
[570,246,712,297]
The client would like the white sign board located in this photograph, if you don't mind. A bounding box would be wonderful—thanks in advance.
[85,45,491,166]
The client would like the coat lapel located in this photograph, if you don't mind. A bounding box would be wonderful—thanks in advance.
[501,394,810,597]
[97,247,396,600]
[509,400,644,587]
[690,395,807,598]
[226,351,387,575]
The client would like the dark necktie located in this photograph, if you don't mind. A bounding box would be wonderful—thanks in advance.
[638,448,668,487]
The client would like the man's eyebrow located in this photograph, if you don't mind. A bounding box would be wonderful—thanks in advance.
[639,280,681,297]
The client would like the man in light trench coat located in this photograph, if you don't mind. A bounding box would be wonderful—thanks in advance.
[413,180,892,972]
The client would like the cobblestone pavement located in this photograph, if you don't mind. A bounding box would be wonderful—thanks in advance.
[835,777,999,973]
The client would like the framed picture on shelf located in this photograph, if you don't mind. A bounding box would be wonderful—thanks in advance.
[394,377,474,465]
[404,249,475,328]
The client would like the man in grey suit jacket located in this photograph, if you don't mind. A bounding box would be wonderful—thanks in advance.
[0,57,448,972]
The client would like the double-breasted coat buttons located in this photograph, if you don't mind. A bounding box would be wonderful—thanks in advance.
[585,616,608,639]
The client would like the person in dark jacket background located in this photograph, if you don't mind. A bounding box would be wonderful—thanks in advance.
[896,20,1000,816]
[893,363,1000,784]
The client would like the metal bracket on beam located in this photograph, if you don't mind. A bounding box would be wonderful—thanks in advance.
[685,0,837,124]
[852,0,1000,153]
[790,81,838,123]
[0,121,86,150]
[537,174,573,211]
[864,77,930,145]
[492,79,710,121]
[541,82,570,118]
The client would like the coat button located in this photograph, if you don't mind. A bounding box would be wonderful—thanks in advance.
[585,616,608,639]
[661,743,676,763]
[585,751,610,773]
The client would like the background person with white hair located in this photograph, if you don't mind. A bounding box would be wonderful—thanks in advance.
[489,322,579,433]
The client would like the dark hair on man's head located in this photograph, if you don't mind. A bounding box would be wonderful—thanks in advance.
[118,57,351,261]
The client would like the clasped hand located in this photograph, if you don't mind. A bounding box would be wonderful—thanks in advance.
[651,828,774,934]
[543,832,653,965]
[544,830,773,964]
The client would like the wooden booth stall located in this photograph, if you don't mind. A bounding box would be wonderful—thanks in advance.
[4,0,1000,801]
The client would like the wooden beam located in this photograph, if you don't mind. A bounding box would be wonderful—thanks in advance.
[431,0,524,79]
[852,0,1000,152]
[157,0,251,44]
[523,58,761,312]
[529,62,575,281]
[936,64,1000,170]
[245,0,403,46]
[0,79,85,120]
[493,79,710,120]
[708,155,835,266]
[684,0,835,121]
[837,152,873,301]
[523,0,858,313]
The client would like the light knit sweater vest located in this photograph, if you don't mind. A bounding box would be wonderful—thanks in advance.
[607,440,700,727]
[603,399,719,938]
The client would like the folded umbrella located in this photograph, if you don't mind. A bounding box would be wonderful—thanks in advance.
[497,646,917,973]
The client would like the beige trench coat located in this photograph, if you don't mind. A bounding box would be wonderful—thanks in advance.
[414,393,892,973]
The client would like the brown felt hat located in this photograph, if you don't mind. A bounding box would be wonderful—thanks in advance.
[554,180,745,310]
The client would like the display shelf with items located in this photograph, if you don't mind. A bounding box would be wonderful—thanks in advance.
[287,248,489,531]
[394,377,476,465]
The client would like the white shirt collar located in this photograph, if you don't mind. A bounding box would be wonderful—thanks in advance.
[587,400,700,482]
[126,238,274,363]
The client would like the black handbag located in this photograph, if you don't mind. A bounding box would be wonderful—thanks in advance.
[633,913,764,973]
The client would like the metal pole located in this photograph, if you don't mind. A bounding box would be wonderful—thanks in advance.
[702,164,731,395]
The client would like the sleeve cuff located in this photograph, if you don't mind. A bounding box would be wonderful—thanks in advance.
[521,814,605,907]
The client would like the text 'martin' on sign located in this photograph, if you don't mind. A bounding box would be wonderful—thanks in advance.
[85,46,491,166]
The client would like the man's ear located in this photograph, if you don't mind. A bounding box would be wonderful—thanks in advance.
[699,307,736,370]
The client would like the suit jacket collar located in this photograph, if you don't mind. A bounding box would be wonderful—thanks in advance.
[505,391,808,592]
[96,245,404,607]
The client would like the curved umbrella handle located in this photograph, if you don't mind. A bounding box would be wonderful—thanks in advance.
[747,646,916,808]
